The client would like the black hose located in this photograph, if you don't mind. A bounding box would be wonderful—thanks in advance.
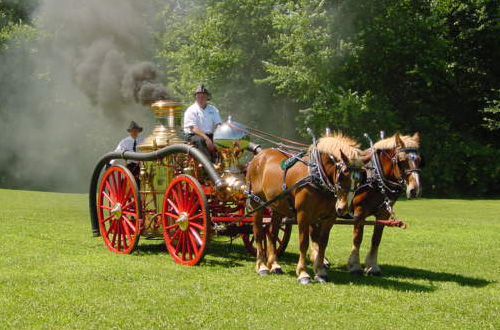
[89,144,223,237]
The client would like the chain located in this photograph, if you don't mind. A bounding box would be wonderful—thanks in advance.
[371,163,398,221]
[382,197,397,220]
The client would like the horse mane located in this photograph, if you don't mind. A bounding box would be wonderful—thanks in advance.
[373,133,420,150]
[310,133,362,165]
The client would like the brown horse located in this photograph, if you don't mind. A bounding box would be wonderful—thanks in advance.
[347,133,424,276]
[247,134,362,284]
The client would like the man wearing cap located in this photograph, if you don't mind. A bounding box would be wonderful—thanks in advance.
[111,121,145,177]
[183,84,222,160]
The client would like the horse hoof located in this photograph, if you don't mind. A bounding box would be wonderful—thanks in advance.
[297,277,311,285]
[315,275,328,283]
[366,268,382,277]
[258,269,270,276]
[271,268,284,275]
[350,269,364,277]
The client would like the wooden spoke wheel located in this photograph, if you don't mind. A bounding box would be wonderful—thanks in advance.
[241,220,292,258]
[162,175,209,265]
[97,165,142,254]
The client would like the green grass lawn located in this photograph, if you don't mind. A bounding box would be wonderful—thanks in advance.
[0,189,499,330]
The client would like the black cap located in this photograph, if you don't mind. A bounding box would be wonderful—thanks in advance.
[193,84,211,100]
[127,121,143,132]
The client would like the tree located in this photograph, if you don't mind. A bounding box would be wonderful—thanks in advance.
[256,0,500,195]
[482,90,500,130]
[157,0,300,135]
[151,0,500,195]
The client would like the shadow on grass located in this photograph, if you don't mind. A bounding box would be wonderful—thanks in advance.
[320,266,491,292]
[278,252,432,292]
[274,251,492,292]
[133,237,255,267]
[379,264,493,287]
[134,238,166,255]
[203,240,256,267]
[132,238,492,292]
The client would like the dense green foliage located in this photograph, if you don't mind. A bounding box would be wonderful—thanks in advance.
[0,0,35,47]
[1,189,499,329]
[0,0,499,195]
[155,0,500,196]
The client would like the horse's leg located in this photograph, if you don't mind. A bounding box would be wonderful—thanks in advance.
[365,212,388,276]
[296,210,311,284]
[253,209,269,276]
[348,220,365,276]
[309,224,319,264]
[323,256,332,269]
[313,221,334,283]
[310,226,331,270]
[266,213,283,275]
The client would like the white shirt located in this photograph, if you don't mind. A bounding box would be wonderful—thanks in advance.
[110,136,145,165]
[183,102,222,134]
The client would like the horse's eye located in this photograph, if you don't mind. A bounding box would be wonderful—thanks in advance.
[342,167,349,174]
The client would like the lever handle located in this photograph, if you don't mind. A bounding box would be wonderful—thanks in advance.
[306,128,317,144]
[364,133,374,147]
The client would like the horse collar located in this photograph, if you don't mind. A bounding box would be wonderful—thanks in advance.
[368,149,405,196]
[308,146,340,196]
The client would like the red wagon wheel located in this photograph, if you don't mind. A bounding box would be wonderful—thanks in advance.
[241,220,292,258]
[162,175,209,265]
[97,165,142,254]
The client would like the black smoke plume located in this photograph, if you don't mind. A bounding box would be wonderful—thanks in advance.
[0,0,169,192]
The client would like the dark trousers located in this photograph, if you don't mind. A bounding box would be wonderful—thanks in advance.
[127,162,140,177]
[127,162,141,187]
[187,133,214,161]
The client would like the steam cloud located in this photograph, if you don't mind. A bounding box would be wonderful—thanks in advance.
[0,0,169,192]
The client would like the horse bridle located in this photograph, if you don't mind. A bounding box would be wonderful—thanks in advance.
[372,147,421,195]
[311,147,360,196]
[397,148,422,176]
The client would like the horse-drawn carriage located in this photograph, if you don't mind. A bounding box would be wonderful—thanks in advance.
[89,100,292,265]
[89,99,423,283]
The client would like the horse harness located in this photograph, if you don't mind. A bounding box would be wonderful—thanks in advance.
[246,145,354,216]
[358,147,421,215]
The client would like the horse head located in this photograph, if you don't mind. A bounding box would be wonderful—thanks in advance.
[316,135,363,216]
[335,150,359,215]
[376,132,424,199]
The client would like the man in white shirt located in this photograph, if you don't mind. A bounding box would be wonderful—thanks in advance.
[112,121,145,177]
[183,84,222,160]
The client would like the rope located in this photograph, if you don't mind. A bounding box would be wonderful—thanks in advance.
[243,124,309,147]
[227,122,308,152]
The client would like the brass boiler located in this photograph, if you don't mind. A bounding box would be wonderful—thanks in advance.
[213,118,250,203]
[139,99,184,150]
[138,100,184,237]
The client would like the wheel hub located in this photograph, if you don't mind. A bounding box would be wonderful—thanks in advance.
[111,203,122,219]
[176,212,189,231]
